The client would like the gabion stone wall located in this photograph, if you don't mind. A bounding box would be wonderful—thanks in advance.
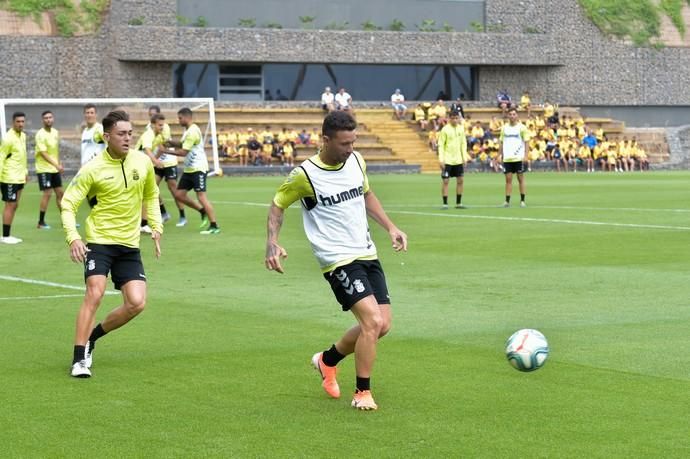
[1,0,689,107]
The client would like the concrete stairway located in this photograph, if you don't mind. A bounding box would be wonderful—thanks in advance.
[356,109,438,173]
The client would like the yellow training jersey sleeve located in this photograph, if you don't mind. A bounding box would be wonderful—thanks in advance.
[60,167,93,245]
[0,129,27,183]
[273,167,315,209]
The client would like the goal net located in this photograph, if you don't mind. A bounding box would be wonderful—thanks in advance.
[0,97,220,176]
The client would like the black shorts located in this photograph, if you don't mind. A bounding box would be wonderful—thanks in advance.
[1,183,24,202]
[324,259,390,311]
[442,164,464,178]
[37,172,63,191]
[84,243,146,290]
[503,161,525,174]
[155,166,178,181]
[178,171,207,192]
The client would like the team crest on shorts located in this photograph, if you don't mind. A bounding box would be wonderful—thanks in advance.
[353,279,365,293]
[87,259,95,271]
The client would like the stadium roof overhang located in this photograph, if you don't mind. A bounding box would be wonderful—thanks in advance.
[114,26,562,67]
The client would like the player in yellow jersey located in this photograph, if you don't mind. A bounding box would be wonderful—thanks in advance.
[136,113,185,228]
[0,112,28,244]
[61,110,162,378]
[34,110,64,230]
[437,111,469,209]
[265,111,407,410]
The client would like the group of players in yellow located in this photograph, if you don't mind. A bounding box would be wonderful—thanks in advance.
[216,126,321,167]
[0,104,219,244]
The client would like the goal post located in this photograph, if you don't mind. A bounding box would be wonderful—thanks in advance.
[0,97,220,176]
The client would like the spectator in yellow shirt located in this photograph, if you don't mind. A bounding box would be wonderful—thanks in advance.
[414,104,429,131]
[519,91,532,117]
[489,116,503,135]
[430,100,447,130]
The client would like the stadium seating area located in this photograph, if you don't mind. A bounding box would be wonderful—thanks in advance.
[49,105,670,174]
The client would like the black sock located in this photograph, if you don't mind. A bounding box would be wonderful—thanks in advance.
[322,344,346,367]
[456,194,462,205]
[505,196,511,203]
[39,210,46,224]
[520,194,525,202]
[356,376,371,392]
[199,207,207,218]
[179,209,186,218]
[160,204,167,215]
[89,323,107,345]
[442,196,448,205]
[209,222,219,229]
[73,345,86,364]
[2,224,10,237]
[141,219,148,227]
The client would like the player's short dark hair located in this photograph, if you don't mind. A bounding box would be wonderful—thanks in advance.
[83,103,97,112]
[12,111,25,120]
[150,113,166,124]
[322,111,356,138]
[41,110,53,117]
[508,106,518,114]
[148,105,161,114]
[102,110,130,133]
[177,107,193,117]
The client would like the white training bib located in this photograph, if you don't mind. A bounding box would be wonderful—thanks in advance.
[300,153,376,269]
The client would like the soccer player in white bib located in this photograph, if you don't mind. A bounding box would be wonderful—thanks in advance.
[165,107,219,234]
[80,103,106,166]
[265,111,408,411]
[500,107,529,207]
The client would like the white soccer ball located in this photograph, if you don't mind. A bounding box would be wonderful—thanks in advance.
[505,329,549,372]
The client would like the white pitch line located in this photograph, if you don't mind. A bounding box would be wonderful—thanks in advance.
[0,294,87,301]
[387,210,690,231]
[0,275,119,295]
[215,200,690,215]
[214,200,270,207]
[212,200,689,230]
[383,204,690,213]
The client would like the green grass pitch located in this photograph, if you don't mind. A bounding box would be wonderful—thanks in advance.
[1,171,689,457]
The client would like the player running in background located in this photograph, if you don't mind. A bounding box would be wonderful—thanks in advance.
[500,107,529,207]
[165,107,219,234]
[80,103,106,166]
[135,113,182,231]
[35,110,64,230]
[143,106,185,225]
[0,112,28,244]
[62,110,162,378]
[265,111,408,411]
